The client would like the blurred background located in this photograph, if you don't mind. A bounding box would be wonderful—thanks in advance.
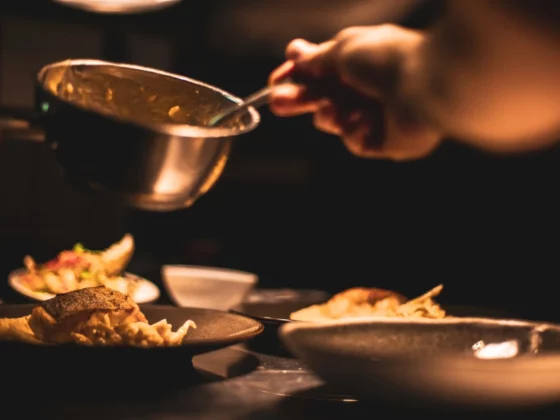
[0,0,559,321]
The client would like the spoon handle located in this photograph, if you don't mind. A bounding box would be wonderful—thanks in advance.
[208,80,292,127]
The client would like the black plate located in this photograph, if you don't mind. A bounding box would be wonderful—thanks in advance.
[232,290,518,357]
[232,289,331,324]
[231,289,329,356]
[0,304,263,387]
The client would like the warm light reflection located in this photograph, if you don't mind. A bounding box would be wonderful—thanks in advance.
[473,340,519,360]
[197,142,231,195]
[152,137,195,195]
[53,0,181,14]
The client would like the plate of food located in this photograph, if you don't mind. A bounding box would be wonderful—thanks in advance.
[0,286,264,386]
[232,285,514,356]
[8,234,160,303]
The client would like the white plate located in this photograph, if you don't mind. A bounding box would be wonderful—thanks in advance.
[8,268,160,304]
[279,317,560,409]
[161,265,258,311]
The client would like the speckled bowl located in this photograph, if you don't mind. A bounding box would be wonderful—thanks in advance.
[280,316,560,409]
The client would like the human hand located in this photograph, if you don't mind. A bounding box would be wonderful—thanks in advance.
[269,25,442,161]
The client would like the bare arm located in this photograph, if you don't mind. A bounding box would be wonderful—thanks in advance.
[400,0,560,151]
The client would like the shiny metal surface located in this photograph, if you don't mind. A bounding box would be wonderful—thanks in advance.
[31,59,260,211]
[208,82,289,127]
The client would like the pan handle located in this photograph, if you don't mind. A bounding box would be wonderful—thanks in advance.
[0,107,45,143]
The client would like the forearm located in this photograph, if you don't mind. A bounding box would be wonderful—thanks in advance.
[398,0,560,152]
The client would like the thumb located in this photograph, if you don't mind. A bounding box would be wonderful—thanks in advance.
[285,39,318,60]
[286,39,338,79]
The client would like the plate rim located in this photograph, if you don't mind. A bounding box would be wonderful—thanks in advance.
[229,307,291,324]
[231,301,518,326]
[8,268,160,304]
[161,264,259,284]
[280,313,559,332]
[279,315,560,366]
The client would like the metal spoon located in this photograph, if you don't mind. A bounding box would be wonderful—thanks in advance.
[208,80,292,127]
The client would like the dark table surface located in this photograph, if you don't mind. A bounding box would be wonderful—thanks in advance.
[4,341,559,420]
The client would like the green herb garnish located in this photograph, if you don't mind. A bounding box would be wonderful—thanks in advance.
[73,243,101,254]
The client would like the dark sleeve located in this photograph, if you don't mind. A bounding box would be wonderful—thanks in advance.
[498,0,560,36]
[403,0,560,35]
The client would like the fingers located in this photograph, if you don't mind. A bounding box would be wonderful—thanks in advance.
[286,39,319,61]
[268,60,295,86]
[340,106,442,161]
[268,36,341,118]
[268,38,322,86]
[322,103,387,158]
[341,102,385,157]
[289,39,337,79]
[269,80,436,161]
[269,84,320,116]
[313,101,342,136]
[341,120,382,158]
[311,101,385,156]
[269,38,333,87]
[277,38,337,81]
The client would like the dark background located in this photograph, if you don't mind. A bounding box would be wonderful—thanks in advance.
[0,0,559,321]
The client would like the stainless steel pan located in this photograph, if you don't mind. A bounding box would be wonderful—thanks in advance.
[0,59,260,211]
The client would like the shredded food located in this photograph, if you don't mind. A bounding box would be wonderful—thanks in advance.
[290,284,446,321]
[70,314,196,347]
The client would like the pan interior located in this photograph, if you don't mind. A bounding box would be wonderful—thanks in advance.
[39,61,253,131]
